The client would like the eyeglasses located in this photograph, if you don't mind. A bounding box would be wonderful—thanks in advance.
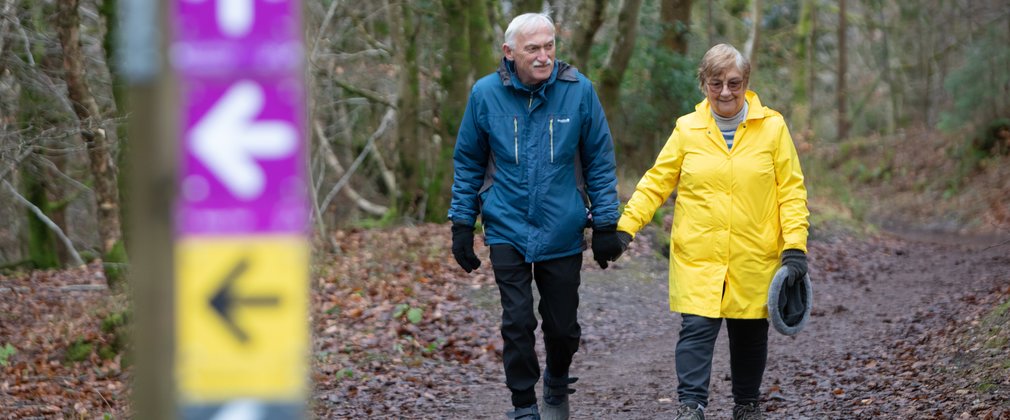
[707,78,745,93]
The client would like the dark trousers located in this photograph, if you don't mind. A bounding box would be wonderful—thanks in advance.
[675,314,769,406]
[489,244,582,408]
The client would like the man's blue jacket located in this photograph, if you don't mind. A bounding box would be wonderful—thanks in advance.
[448,58,620,263]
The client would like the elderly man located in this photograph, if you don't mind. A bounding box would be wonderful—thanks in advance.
[447,12,625,420]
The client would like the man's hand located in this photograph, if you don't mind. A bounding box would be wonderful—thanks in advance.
[592,226,631,269]
[451,222,481,273]
[781,249,808,286]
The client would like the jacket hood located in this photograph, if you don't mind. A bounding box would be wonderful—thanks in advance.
[497,58,579,92]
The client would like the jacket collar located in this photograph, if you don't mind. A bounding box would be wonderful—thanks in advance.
[497,58,578,92]
[682,90,767,129]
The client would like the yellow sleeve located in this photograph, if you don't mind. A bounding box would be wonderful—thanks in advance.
[617,126,685,237]
[773,120,810,252]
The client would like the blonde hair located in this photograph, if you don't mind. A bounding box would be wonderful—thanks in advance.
[697,44,751,91]
[504,13,554,48]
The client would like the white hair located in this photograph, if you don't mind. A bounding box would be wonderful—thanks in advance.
[504,13,554,48]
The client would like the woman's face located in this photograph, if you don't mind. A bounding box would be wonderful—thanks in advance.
[705,67,747,118]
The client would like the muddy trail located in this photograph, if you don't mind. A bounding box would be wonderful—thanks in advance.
[432,227,1010,419]
[2,223,1007,418]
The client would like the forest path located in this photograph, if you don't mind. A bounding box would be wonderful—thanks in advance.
[440,228,1010,419]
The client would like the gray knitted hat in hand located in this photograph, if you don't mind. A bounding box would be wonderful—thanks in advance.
[767,266,813,336]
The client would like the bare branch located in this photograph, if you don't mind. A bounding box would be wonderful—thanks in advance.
[31,153,93,194]
[982,239,1010,252]
[320,108,396,214]
[14,14,35,67]
[309,0,341,62]
[331,77,396,108]
[306,133,340,255]
[2,179,84,266]
[316,49,391,62]
[0,0,14,57]
[0,145,33,182]
[313,119,388,216]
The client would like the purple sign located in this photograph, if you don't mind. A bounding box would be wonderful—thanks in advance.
[173,0,306,235]
[172,0,302,77]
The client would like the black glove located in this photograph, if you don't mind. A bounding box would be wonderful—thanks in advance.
[451,222,481,273]
[781,249,808,286]
[592,226,630,269]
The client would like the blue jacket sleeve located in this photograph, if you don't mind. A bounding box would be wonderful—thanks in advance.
[447,90,489,226]
[579,82,620,228]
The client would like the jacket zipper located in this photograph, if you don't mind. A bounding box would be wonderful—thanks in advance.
[549,116,554,163]
[513,116,519,164]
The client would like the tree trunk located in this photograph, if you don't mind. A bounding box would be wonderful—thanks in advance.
[513,0,543,15]
[467,0,496,77]
[870,0,897,133]
[392,0,423,220]
[440,0,470,141]
[571,0,606,69]
[793,0,813,134]
[707,0,714,47]
[56,0,127,286]
[807,0,817,136]
[743,0,761,70]
[836,0,849,140]
[598,0,644,118]
[659,0,691,55]
[24,170,60,269]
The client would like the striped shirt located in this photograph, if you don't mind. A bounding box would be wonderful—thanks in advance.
[712,101,749,150]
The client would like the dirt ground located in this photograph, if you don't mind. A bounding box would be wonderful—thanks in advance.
[435,226,1010,419]
[1,222,1008,418]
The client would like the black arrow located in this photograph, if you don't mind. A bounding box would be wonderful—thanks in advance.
[210,258,280,343]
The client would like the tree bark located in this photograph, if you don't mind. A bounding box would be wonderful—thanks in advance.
[391,0,423,220]
[571,0,606,69]
[56,0,126,286]
[4,179,83,267]
[707,0,714,47]
[743,0,762,70]
[440,0,470,141]
[792,0,815,134]
[598,0,644,118]
[836,0,849,140]
[467,0,496,77]
[660,0,692,55]
[513,0,543,15]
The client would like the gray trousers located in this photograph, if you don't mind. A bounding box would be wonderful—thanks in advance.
[676,314,769,406]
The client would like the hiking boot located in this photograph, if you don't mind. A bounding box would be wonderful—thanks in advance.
[541,371,577,420]
[674,401,705,420]
[506,403,540,420]
[732,402,764,420]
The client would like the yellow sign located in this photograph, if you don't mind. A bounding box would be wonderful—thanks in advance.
[175,235,309,402]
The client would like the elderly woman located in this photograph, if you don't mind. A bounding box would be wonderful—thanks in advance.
[614,44,810,420]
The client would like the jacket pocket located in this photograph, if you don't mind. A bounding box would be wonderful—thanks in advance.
[547,114,577,164]
[488,114,521,165]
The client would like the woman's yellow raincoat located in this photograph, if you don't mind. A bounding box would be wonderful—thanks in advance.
[617,91,809,319]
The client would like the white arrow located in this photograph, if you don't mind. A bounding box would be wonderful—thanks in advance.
[190,80,297,200]
[216,0,253,37]
[210,399,264,420]
[181,0,289,38]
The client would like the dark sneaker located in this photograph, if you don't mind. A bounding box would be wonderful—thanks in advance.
[674,401,705,420]
[732,402,764,420]
[507,404,540,420]
[542,371,578,420]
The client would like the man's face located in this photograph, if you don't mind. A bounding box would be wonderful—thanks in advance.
[503,25,555,87]
[705,67,747,118]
